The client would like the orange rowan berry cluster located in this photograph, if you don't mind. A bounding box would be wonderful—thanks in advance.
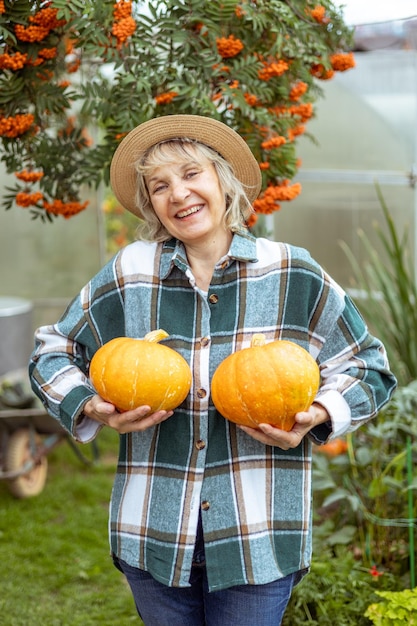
[155,91,178,105]
[268,105,288,117]
[289,81,308,101]
[244,93,260,107]
[216,35,244,59]
[29,57,45,67]
[253,189,281,214]
[38,47,58,60]
[112,2,136,46]
[258,59,289,81]
[289,102,313,122]
[15,169,44,183]
[253,181,302,214]
[32,6,66,30]
[0,113,35,138]
[245,212,258,229]
[287,124,306,141]
[310,63,334,80]
[273,180,302,201]
[15,7,66,43]
[261,136,286,150]
[15,191,43,207]
[0,0,5,14]
[65,38,75,55]
[15,25,48,43]
[330,52,355,71]
[0,51,28,71]
[235,5,245,18]
[112,16,136,45]
[43,199,89,219]
[66,58,81,73]
[309,5,329,24]
[113,0,133,20]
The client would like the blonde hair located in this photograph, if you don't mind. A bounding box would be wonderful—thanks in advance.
[133,139,254,242]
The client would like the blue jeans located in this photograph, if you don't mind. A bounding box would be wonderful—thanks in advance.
[113,555,302,626]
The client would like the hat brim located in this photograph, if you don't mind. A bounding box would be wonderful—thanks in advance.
[110,115,262,217]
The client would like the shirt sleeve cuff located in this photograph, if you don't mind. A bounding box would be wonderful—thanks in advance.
[74,414,103,443]
[310,390,351,443]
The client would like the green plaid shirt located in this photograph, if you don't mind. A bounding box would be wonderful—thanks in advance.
[29,230,396,591]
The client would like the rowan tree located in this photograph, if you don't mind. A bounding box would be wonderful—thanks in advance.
[0,0,355,222]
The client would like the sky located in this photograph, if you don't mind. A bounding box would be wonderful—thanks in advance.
[336,0,417,25]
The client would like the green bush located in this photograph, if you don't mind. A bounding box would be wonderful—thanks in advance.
[365,588,417,625]
[282,546,399,626]
[312,384,417,584]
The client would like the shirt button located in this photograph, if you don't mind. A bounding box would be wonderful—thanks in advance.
[197,388,207,399]
[195,439,206,450]
[201,501,210,511]
[208,293,219,304]
[200,337,210,347]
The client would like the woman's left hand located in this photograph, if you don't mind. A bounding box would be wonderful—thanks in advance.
[238,402,330,450]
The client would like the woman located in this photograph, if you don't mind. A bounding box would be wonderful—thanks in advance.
[29,115,396,625]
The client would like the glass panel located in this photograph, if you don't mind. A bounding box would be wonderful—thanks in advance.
[273,50,417,289]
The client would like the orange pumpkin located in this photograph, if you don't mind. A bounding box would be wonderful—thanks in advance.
[90,329,191,412]
[211,334,320,431]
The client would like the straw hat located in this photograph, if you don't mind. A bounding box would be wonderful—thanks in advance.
[110,115,262,217]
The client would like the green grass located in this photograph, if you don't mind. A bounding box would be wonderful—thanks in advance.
[0,427,141,625]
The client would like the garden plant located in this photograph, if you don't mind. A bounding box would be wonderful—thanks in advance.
[282,190,417,623]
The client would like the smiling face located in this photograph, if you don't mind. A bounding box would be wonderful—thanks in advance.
[145,150,229,249]
[134,138,254,244]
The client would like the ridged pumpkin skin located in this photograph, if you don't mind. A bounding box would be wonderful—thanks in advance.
[211,336,320,431]
[90,330,191,412]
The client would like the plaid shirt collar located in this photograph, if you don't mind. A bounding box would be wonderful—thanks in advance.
[159,228,258,280]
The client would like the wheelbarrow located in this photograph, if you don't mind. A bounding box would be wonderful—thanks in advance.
[0,370,98,498]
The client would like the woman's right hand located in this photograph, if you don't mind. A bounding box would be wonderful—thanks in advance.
[83,394,173,434]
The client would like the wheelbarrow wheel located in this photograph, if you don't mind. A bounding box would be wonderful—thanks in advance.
[6,428,48,498]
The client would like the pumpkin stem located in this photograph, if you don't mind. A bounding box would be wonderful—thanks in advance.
[251,333,266,347]
[144,329,169,343]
